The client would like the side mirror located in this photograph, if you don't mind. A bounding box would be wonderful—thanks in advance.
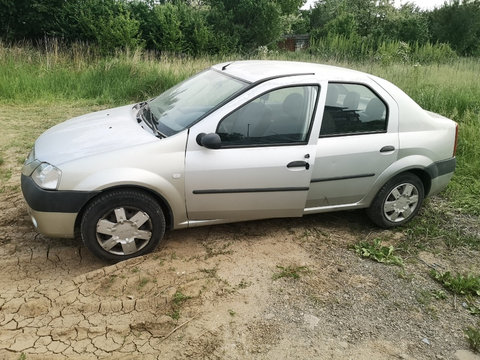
[196,132,222,149]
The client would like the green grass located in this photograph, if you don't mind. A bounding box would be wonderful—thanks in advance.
[0,43,214,105]
[400,200,480,253]
[309,35,458,65]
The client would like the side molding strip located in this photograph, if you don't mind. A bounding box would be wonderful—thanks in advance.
[311,173,375,183]
[193,187,309,195]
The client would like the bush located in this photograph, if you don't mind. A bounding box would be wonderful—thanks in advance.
[60,0,141,54]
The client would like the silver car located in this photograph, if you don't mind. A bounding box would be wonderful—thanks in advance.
[21,61,458,261]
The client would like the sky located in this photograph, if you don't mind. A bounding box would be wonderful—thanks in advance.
[302,0,450,10]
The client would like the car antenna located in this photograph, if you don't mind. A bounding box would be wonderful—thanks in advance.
[222,62,233,71]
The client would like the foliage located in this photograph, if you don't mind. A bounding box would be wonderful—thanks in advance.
[169,309,180,320]
[310,0,413,41]
[206,0,283,51]
[384,3,429,44]
[129,1,213,55]
[353,239,403,266]
[464,324,480,352]
[172,291,191,305]
[2,0,480,57]
[430,270,480,296]
[429,0,480,56]
[0,0,65,40]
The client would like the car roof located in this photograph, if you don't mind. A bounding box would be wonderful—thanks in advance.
[212,60,371,84]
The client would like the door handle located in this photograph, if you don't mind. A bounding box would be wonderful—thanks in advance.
[380,145,395,153]
[287,161,310,170]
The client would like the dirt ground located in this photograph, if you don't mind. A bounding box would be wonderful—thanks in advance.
[1,105,480,359]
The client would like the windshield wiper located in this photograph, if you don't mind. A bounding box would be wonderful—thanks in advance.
[133,101,148,110]
[139,103,166,138]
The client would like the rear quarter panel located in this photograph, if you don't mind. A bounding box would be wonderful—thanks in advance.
[371,75,457,161]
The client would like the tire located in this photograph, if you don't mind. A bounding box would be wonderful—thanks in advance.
[367,173,424,228]
[81,190,166,262]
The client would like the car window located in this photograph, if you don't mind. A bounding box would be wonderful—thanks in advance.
[319,83,387,137]
[217,86,319,146]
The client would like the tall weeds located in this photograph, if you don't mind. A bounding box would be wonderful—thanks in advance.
[0,40,215,104]
[309,34,457,65]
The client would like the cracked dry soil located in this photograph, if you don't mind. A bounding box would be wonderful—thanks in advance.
[1,106,480,360]
[2,189,480,360]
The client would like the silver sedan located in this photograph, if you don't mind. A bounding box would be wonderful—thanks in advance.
[21,61,458,261]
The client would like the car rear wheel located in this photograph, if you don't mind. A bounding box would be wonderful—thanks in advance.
[367,173,424,228]
[81,190,166,261]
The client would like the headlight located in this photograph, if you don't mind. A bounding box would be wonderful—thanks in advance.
[32,162,62,190]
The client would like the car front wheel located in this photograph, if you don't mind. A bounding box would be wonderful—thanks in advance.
[81,190,166,261]
[367,173,424,228]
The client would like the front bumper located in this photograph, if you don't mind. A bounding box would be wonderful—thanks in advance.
[21,174,99,238]
[25,206,78,238]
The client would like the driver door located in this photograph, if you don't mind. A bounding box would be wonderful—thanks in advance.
[184,78,323,223]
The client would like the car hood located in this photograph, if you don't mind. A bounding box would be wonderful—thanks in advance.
[35,105,156,165]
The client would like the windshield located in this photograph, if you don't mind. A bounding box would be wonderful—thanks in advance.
[147,69,249,136]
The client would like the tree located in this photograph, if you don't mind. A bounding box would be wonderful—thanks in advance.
[429,0,480,56]
[58,0,141,53]
[384,3,429,44]
[276,0,306,14]
[207,0,283,50]
[0,0,66,41]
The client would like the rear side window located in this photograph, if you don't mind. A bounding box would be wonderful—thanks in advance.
[320,83,387,137]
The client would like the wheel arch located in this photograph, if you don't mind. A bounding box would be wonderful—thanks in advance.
[74,185,175,237]
[367,154,436,204]
[406,168,432,196]
[366,167,432,207]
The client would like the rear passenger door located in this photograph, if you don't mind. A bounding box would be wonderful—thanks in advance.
[306,82,399,209]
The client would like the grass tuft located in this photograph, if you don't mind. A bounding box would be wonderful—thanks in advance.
[430,270,480,296]
[272,265,309,280]
[465,324,480,352]
[172,291,191,305]
[353,239,403,267]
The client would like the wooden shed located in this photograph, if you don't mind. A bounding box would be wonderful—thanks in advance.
[277,34,310,52]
